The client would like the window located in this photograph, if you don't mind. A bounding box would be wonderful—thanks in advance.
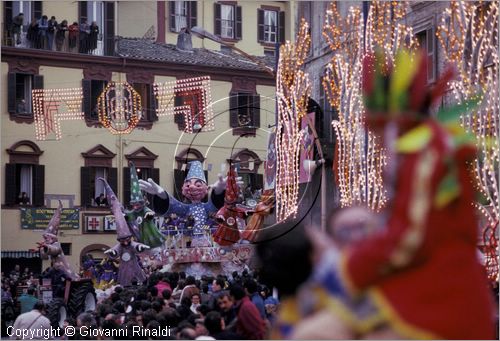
[264,49,276,57]
[79,1,114,56]
[258,8,285,44]
[319,76,334,143]
[173,88,207,132]
[416,27,436,84]
[82,79,108,124]
[132,83,157,124]
[7,72,43,120]
[5,141,45,206]
[61,243,71,255]
[214,3,242,40]
[169,1,197,32]
[81,145,117,207]
[228,149,263,204]
[229,93,260,135]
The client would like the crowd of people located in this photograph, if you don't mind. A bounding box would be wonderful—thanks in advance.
[3,264,280,340]
[9,12,99,54]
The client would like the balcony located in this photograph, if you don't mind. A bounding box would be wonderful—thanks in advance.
[3,25,114,56]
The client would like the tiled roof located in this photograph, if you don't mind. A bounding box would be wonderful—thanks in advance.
[116,38,276,73]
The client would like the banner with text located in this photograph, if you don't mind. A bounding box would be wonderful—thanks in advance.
[20,208,80,230]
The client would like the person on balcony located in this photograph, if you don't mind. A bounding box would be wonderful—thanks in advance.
[55,20,68,51]
[68,22,79,51]
[47,16,57,51]
[11,13,24,45]
[88,21,99,54]
[79,19,90,53]
[26,19,38,49]
[37,15,48,49]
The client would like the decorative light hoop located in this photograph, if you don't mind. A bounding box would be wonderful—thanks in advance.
[97,81,142,135]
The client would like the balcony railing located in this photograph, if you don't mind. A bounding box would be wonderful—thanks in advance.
[3,26,108,56]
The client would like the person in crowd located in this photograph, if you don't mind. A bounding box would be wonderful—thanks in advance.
[180,276,200,301]
[11,12,24,45]
[244,278,266,320]
[155,274,172,298]
[78,19,89,53]
[37,15,48,49]
[229,284,266,339]
[95,193,108,207]
[10,301,51,340]
[88,21,99,54]
[55,19,68,51]
[47,16,57,50]
[204,311,240,340]
[26,18,39,49]
[68,21,79,51]
[190,293,201,314]
[18,287,38,314]
[16,192,30,205]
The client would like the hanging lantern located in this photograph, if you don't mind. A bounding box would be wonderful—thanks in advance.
[97,81,142,135]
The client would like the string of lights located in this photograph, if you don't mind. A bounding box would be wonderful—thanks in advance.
[323,1,415,211]
[32,88,84,140]
[275,19,311,222]
[154,76,214,133]
[437,0,499,281]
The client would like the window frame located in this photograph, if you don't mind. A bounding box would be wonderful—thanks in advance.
[169,1,197,33]
[214,2,242,41]
[257,6,285,46]
[5,140,45,207]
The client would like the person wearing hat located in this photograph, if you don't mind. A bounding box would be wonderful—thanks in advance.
[38,201,79,281]
[125,162,165,249]
[139,161,241,247]
[100,178,150,286]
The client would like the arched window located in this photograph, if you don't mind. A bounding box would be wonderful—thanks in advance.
[227,149,263,202]
[5,140,44,206]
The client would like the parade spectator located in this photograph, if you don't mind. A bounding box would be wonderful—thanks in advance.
[95,193,108,207]
[16,192,30,205]
[10,301,51,340]
[88,21,99,54]
[216,292,236,330]
[55,20,68,51]
[155,274,172,297]
[79,19,90,53]
[38,15,49,49]
[11,13,24,45]
[190,293,201,314]
[180,276,199,301]
[18,287,38,314]
[47,16,57,50]
[26,19,39,48]
[204,311,240,340]
[244,279,266,319]
[230,284,266,339]
[68,22,79,51]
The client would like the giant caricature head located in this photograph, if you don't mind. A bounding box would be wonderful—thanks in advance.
[182,161,208,203]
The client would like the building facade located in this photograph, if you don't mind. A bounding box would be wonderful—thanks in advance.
[1,0,293,273]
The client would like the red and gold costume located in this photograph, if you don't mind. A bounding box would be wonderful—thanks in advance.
[213,167,248,246]
[315,50,495,339]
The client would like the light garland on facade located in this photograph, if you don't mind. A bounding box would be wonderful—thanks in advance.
[32,88,84,140]
[322,1,415,211]
[322,1,416,211]
[154,76,214,133]
[97,81,142,135]
[437,0,499,281]
[275,19,311,222]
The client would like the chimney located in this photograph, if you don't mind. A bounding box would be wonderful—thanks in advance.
[177,28,193,51]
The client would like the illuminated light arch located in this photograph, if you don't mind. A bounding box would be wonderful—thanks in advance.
[32,88,84,140]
